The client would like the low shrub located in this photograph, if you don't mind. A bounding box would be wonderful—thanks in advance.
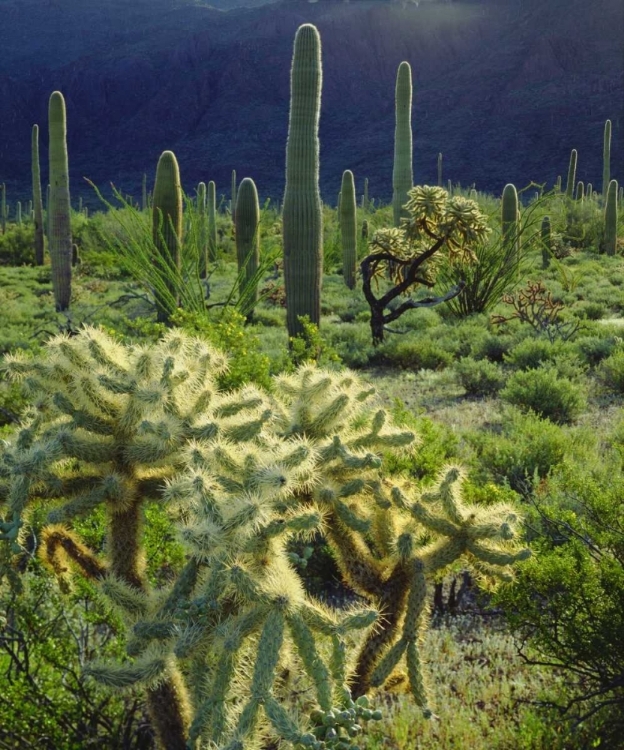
[455,357,506,397]
[597,348,624,394]
[381,336,454,371]
[500,365,586,424]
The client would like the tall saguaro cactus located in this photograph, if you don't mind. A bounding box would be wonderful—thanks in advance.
[392,61,413,227]
[502,183,519,257]
[48,91,72,311]
[231,169,237,222]
[605,179,618,256]
[207,180,217,262]
[603,119,611,196]
[235,177,261,320]
[196,181,207,278]
[152,150,183,325]
[282,23,324,339]
[340,169,357,289]
[565,148,577,198]
[437,152,443,187]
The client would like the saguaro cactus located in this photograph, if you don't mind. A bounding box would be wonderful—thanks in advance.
[437,152,443,187]
[16,202,21,224]
[575,181,584,201]
[197,181,207,278]
[152,150,183,325]
[48,91,72,311]
[231,169,237,222]
[541,215,551,269]
[501,183,519,256]
[207,180,217,262]
[392,61,413,227]
[282,23,324,339]
[340,169,357,289]
[363,177,369,211]
[605,179,618,256]
[565,149,577,198]
[1,183,6,234]
[235,176,261,319]
[603,119,611,196]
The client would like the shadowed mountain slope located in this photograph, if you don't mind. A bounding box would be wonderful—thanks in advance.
[0,0,622,207]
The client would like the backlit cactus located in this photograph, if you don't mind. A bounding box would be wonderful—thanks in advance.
[565,148,577,198]
[152,150,183,325]
[340,169,357,289]
[501,183,518,256]
[231,169,237,222]
[207,180,217,262]
[197,181,207,278]
[437,152,442,187]
[235,176,261,319]
[603,119,611,196]
[605,179,618,256]
[541,215,551,268]
[576,181,584,201]
[48,91,72,311]
[282,23,324,339]
[392,61,413,227]
[363,177,369,211]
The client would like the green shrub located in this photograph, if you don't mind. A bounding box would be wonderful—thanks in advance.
[504,337,577,372]
[455,357,506,397]
[470,332,514,363]
[381,336,454,370]
[575,334,619,367]
[597,348,624,394]
[0,223,35,266]
[471,407,572,493]
[500,365,586,424]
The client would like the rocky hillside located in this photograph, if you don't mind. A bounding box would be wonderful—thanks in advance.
[0,0,621,207]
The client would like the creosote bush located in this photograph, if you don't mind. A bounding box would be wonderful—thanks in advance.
[0,327,530,750]
[500,365,586,424]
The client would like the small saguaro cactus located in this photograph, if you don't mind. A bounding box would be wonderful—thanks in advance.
[152,150,183,325]
[437,152,443,187]
[392,61,413,227]
[586,182,593,199]
[575,181,584,201]
[235,176,261,319]
[501,183,519,257]
[541,215,552,269]
[16,201,22,225]
[603,119,611,196]
[207,180,217,262]
[363,177,369,211]
[197,181,208,278]
[604,179,618,256]
[555,175,562,192]
[231,169,237,222]
[362,218,369,240]
[565,149,577,198]
[340,170,357,289]
[282,23,324,339]
[48,91,72,311]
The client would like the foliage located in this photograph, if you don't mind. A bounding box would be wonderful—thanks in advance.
[0,223,35,266]
[455,357,506,397]
[500,365,586,424]
[596,347,624,395]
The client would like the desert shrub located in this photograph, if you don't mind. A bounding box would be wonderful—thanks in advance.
[455,358,506,397]
[571,300,605,321]
[381,336,454,371]
[325,322,376,369]
[496,457,624,747]
[575,334,619,367]
[470,332,514,363]
[0,224,35,266]
[500,365,586,424]
[504,337,576,372]
[470,407,572,493]
[596,348,624,395]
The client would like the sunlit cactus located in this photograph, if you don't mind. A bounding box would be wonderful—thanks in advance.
[208,180,217,262]
[603,119,611,196]
[282,23,324,339]
[565,148,577,198]
[604,179,618,256]
[501,183,518,257]
[392,61,413,227]
[48,91,72,311]
[235,176,261,319]
[152,150,183,325]
[32,126,45,265]
[340,169,357,289]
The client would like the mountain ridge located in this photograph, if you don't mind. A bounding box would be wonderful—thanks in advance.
[0,0,622,207]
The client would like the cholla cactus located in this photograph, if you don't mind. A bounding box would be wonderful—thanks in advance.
[0,329,529,749]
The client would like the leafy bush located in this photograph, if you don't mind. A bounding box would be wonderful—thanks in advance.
[500,365,586,424]
[455,357,506,397]
[575,334,619,367]
[597,348,624,394]
[381,336,454,371]
[470,332,514,363]
[470,407,572,493]
[496,457,624,746]
[0,224,35,266]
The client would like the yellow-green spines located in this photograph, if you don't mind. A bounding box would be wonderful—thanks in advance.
[283,23,324,339]
[605,179,618,256]
[565,148,577,198]
[48,91,72,311]
[152,150,183,325]
[235,176,261,319]
[541,215,551,269]
[340,169,357,290]
[392,61,413,227]
[603,119,611,196]
[207,180,217,262]
[501,183,518,256]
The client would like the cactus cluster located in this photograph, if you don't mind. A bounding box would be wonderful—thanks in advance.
[0,327,529,750]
